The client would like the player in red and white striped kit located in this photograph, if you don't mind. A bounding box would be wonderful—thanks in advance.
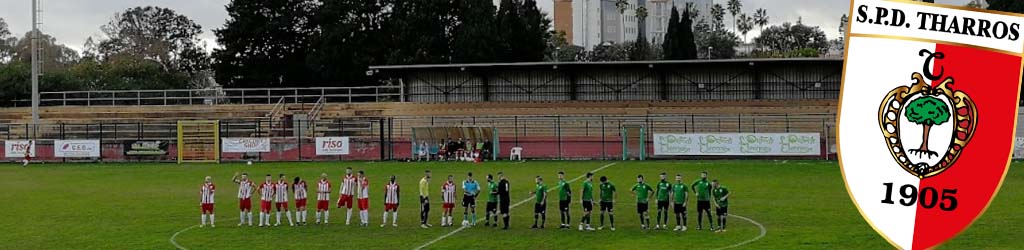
[254,176,272,226]
[382,175,400,228]
[200,176,216,228]
[315,173,331,225]
[293,176,309,226]
[357,170,371,227]
[337,167,357,225]
[274,174,295,227]
[441,175,457,227]
[232,172,255,226]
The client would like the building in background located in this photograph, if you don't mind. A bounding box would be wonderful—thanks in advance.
[554,0,574,42]
[570,0,713,49]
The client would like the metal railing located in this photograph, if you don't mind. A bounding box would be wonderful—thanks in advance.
[12,85,404,107]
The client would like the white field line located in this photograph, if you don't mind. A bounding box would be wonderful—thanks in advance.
[710,214,767,250]
[412,162,619,250]
[170,216,238,250]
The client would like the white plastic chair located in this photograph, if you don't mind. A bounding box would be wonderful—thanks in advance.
[510,147,523,161]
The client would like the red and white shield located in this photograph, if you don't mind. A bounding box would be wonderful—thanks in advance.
[840,1,1024,249]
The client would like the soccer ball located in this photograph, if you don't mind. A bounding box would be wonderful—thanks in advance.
[461,220,469,226]
[247,161,253,165]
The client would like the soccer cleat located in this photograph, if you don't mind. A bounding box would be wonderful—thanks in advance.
[673,226,681,231]
[381,224,386,228]
[211,224,215,228]
[586,226,596,231]
[199,224,205,228]
[654,225,660,230]
[530,224,538,229]
[578,224,584,231]
[393,223,398,228]
[610,227,616,231]
[597,226,603,231]
[421,224,429,229]
[681,226,688,231]
[238,223,244,227]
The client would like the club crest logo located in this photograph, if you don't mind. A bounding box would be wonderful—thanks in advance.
[878,50,977,179]
[840,1,1024,249]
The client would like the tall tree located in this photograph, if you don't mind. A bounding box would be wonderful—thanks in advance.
[679,4,698,60]
[520,0,550,62]
[615,0,630,42]
[753,8,769,32]
[662,6,680,59]
[727,0,742,33]
[311,0,392,83]
[451,0,499,63]
[737,13,754,42]
[13,32,80,73]
[835,14,849,54]
[213,0,319,88]
[711,4,726,31]
[98,6,209,74]
[496,0,523,61]
[636,5,648,39]
[0,17,14,64]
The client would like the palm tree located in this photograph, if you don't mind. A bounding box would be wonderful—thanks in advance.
[727,0,742,33]
[754,8,769,33]
[711,4,726,31]
[738,13,754,43]
[615,0,630,42]
[636,5,648,38]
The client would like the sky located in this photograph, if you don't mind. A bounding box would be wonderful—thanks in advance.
[0,0,975,52]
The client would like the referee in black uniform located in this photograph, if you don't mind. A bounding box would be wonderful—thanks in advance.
[498,171,512,230]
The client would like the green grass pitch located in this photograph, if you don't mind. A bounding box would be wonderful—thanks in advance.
[0,160,1021,249]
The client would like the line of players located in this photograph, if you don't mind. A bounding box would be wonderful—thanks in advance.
[198,168,731,232]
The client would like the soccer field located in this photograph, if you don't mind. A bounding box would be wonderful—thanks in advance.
[1,160,1021,249]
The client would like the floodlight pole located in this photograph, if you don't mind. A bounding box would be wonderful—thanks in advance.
[31,0,40,124]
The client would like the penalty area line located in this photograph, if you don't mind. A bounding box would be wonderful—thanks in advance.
[412,162,619,250]
[710,214,767,250]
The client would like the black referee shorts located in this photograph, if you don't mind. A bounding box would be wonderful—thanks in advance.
[462,195,476,208]
[534,203,547,214]
[500,200,511,214]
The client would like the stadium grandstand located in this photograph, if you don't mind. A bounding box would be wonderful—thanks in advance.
[1,59,841,162]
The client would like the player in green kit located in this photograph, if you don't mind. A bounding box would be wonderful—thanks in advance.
[579,172,595,231]
[556,171,572,229]
[692,171,713,231]
[485,174,499,227]
[712,180,730,233]
[598,176,616,231]
[654,172,672,230]
[630,175,654,230]
[672,173,689,231]
[528,176,548,229]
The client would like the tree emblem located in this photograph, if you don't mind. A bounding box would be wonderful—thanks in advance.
[904,96,950,158]
[877,49,976,178]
